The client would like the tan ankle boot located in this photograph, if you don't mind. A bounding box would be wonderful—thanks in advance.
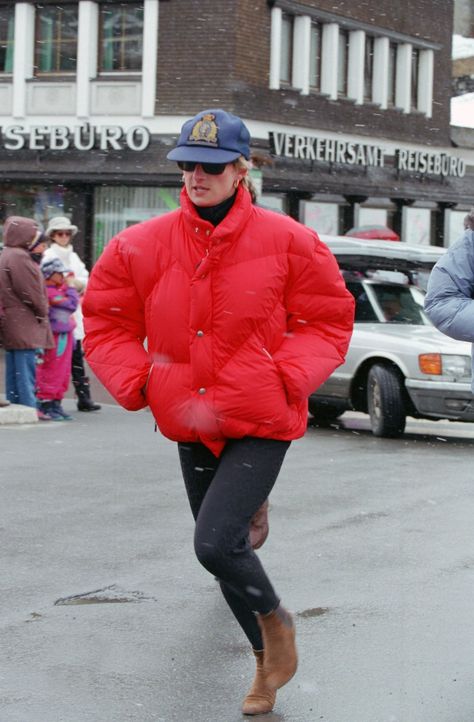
[257,604,297,690]
[242,650,276,715]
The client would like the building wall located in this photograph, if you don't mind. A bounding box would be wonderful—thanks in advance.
[156,1,237,112]
[156,1,453,145]
[454,0,474,35]
[0,0,472,256]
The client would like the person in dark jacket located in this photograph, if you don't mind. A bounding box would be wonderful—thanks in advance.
[424,208,474,392]
[0,216,54,418]
[83,109,355,715]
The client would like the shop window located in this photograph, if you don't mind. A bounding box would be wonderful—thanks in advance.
[0,184,70,242]
[309,21,321,90]
[0,5,14,74]
[447,210,468,246]
[402,206,433,245]
[34,4,78,75]
[300,201,340,235]
[364,36,374,102]
[337,30,349,97]
[260,194,286,213]
[357,207,388,228]
[93,186,180,260]
[99,2,144,73]
[279,13,293,84]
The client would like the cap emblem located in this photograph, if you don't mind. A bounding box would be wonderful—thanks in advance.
[188,113,219,146]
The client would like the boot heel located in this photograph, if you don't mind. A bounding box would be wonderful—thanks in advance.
[257,605,297,690]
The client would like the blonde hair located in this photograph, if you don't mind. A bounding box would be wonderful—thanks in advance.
[233,156,258,204]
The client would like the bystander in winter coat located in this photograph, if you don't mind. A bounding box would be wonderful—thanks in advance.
[424,214,474,392]
[0,216,53,410]
[0,217,53,351]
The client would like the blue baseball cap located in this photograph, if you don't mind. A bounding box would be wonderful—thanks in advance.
[167,109,251,163]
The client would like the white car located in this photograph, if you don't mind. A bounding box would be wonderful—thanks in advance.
[309,236,473,437]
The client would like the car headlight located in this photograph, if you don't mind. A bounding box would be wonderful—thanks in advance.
[419,353,471,379]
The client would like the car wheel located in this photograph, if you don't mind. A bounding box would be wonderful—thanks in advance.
[308,400,343,426]
[367,364,406,437]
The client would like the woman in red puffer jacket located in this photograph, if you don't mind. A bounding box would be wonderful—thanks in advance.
[83,108,354,716]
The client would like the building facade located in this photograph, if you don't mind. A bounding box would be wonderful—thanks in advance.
[454,0,474,35]
[0,0,472,265]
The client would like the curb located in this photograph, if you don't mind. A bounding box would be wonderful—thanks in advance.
[0,404,38,425]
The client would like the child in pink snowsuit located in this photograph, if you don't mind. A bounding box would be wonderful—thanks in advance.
[37,258,79,420]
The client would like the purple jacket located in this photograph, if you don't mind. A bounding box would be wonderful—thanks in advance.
[46,282,79,333]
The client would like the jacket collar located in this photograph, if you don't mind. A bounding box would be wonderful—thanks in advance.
[180,184,253,245]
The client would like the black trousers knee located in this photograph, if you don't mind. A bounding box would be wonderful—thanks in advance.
[178,436,290,650]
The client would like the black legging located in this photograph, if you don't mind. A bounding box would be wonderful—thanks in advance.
[178,436,290,650]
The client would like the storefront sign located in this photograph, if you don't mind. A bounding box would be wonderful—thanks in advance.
[0,124,151,152]
[269,132,466,178]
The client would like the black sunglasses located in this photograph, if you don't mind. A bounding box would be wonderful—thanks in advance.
[177,161,228,175]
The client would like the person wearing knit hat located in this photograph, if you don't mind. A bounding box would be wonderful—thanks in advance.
[41,257,70,278]
[0,216,54,420]
[36,256,79,420]
[42,216,101,412]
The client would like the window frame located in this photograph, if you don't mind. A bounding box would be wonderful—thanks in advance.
[98,1,144,76]
[387,41,397,108]
[411,47,420,112]
[34,3,79,77]
[364,35,374,103]
[337,29,349,98]
[279,12,293,85]
[0,4,15,75]
[309,20,321,91]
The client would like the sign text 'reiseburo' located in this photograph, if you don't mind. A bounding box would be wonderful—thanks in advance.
[0,124,151,151]
[269,132,466,178]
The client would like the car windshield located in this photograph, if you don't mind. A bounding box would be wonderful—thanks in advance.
[346,280,432,325]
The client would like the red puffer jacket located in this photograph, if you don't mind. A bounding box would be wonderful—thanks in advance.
[83,186,354,456]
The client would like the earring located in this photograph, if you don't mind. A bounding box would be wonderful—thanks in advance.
[234,180,240,188]
[181,175,185,183]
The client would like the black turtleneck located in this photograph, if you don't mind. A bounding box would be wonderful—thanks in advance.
[194,191,237,227]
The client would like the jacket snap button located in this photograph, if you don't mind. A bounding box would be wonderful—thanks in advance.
[198,387,206,394]
[197,330,204,337]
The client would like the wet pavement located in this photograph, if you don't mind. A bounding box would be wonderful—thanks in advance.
[2,363,474,721]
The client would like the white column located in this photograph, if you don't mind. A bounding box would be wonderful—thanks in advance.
[418,49,434,118]
[12,2,35,119]
[372,36,389,108]
[347,29,365,104]
[292,15,311,95]
[395,42,412,113]
[269,6,282,89]
[76,1,99,119]
[141,0,159,118]
[321,23,339,100]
